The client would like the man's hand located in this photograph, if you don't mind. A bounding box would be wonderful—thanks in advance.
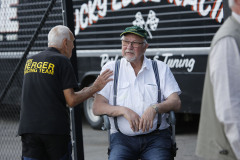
[139,106,157,132]
[92,69,113,91]
[122,107,141,132]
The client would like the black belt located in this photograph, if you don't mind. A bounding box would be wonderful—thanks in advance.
[135,128,169,137]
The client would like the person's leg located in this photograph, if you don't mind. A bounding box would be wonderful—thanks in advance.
[109,132,139,160]
[42,134,72,160]
[21,134,47,160]
[140,129,172,160]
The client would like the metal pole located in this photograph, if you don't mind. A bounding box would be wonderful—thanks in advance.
[223,0,231,20]
[61,0,84,160]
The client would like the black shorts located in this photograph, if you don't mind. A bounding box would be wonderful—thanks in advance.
[21,133,72,160]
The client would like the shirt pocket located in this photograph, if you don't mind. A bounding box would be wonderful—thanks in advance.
[144,84,158,103]
[116,82,130,106]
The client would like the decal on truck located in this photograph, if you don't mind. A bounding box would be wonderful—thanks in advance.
[100,52,195,72]
[133,10,159,39]
[74,0,223,35]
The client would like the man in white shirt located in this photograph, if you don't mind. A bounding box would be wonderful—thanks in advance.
[93,26,181,160]
[196,0,240,159]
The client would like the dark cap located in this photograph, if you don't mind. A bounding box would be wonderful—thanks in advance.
[120,26,148,39]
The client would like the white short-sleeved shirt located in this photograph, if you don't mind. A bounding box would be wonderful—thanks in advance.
[98,56,181,136]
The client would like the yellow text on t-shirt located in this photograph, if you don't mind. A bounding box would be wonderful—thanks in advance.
[24,59,55,75]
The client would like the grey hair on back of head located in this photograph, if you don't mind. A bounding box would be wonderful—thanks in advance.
[48,25,71,48]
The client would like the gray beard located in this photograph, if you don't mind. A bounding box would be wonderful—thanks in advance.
[124,55,136,62]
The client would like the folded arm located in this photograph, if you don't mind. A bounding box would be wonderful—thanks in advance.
[155,92,181,113]
[140,92,181,132]
[93,94,141,132]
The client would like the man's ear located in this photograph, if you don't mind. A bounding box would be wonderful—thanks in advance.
[144,43,149,50]
[62,38,68,48]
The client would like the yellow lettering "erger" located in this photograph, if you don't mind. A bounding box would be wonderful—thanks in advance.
[24,60,55,75]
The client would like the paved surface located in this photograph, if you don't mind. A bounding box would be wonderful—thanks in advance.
[82,121,205,160]
[0,117,205,160]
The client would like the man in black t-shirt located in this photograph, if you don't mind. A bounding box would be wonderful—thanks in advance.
[18,25,113,160]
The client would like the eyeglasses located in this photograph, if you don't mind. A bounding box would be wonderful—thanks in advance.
[122,40,145,48]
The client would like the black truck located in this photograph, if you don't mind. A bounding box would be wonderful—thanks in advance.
[0,0,229,129]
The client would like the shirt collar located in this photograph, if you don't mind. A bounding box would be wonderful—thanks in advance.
[232,12,240,24]
[143,56,152,70]
[46,47,61,54]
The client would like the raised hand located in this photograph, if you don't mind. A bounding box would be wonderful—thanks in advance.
[92,69,113,91]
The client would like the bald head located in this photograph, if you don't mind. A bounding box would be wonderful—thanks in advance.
[48,25,72,48]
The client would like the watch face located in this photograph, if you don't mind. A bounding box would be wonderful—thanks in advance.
[152,105,158,113]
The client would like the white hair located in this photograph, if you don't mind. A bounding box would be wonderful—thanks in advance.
[228,0,234,8]
[120,35,148,44]
[48,25,71,48]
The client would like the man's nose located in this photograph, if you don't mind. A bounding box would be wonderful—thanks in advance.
[127,42,134,48]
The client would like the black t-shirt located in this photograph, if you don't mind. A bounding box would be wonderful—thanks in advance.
[18,47,78,135]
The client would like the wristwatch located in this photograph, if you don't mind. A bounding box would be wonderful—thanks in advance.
[152,104,158,113]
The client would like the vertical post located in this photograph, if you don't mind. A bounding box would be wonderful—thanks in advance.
[61,0,84,160]
[223,0,231,20]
